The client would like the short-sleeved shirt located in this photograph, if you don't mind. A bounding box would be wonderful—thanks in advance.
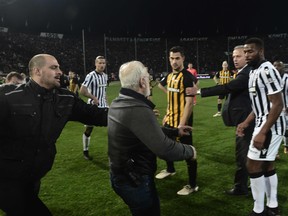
[215,69,232,85]
[160,70,196,127]
[82,70,108,108]
[281,73,288,109]
[248,61,285,134]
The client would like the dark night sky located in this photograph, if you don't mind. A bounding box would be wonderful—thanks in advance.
[0,0,287,37]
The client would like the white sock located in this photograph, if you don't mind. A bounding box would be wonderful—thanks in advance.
[250,175,265,213]
[83,134,90,151]
[265,173,278,208]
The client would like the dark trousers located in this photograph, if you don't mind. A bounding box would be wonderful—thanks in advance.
[166,159,197,188]
[110,173,160,216]
[233,124,253,192]
[0,179,52,216]
[165,131,197,188]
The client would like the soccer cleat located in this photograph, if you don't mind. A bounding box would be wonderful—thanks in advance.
[248,210,266,216]
[155,169,176,179]
[83,150,92,160]
[213,112,221,117]
[266,206,280,216]
[177,185,199,195]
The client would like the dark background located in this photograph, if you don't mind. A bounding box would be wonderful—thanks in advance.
[0,0,287,37]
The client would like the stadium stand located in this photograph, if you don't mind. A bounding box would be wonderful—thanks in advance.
[1,31,288,81]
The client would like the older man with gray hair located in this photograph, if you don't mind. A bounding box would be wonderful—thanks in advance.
[108,60,197,216]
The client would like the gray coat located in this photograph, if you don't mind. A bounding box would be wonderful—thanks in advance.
[108,88,194,176]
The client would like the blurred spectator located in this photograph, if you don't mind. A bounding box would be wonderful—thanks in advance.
[5,71,24,85]
[68,71,79,96]
[187,62,198,105]
[212,60,233,117]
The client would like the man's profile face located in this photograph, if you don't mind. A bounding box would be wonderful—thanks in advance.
[38,56,62,89]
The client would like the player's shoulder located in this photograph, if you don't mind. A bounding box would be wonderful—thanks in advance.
[182,70,194,77]
[260,61,273,69]
[182,70,196,80]
[85,70,96,77]
[258,61,275,74]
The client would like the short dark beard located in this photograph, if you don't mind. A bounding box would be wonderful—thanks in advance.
[247,61,257,68]
[173,66,183,72]
[247,56,261,69]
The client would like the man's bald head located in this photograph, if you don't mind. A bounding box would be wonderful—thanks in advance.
[28,54,54,76]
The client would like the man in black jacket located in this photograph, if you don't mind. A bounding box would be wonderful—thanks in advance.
[198,45,254,195]
[0,54,107,215]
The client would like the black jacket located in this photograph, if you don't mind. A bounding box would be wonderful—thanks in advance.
[0,80,107,181]
[201,65,253,125]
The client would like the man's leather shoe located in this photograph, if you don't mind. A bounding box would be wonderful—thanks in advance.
[225,188,248,196]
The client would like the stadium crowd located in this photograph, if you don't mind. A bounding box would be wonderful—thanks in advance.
[1,31,288,82]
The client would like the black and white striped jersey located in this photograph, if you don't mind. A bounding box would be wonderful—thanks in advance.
[248,61,285,134]
[282,73,288,109]
[82,70,108,108]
